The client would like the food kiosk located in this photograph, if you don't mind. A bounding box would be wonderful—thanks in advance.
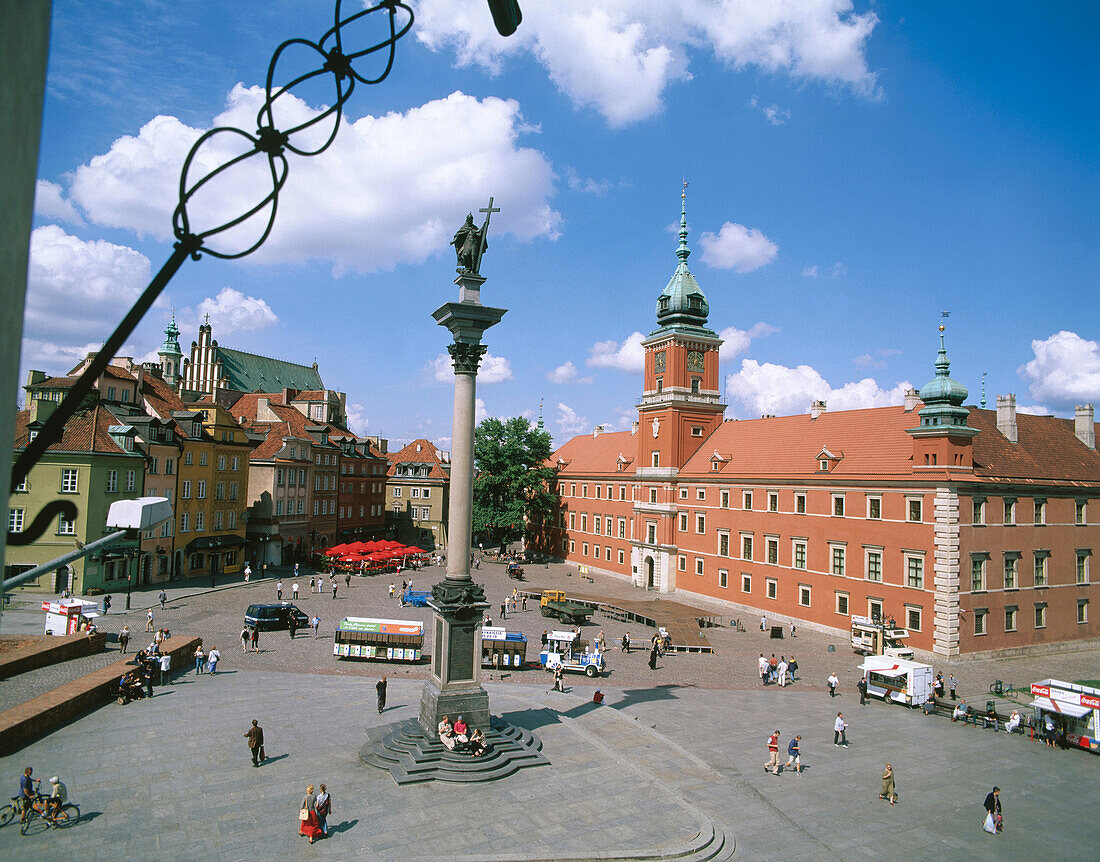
[481,626,528,669]
[858,656,933,706]
[1029,679,1100,754]
[43,599,100,635]
[333,617,424,662]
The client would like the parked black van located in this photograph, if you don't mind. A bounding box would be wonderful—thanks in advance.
[245,603,309,631]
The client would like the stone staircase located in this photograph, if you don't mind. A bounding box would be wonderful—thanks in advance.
[360,716,549,784]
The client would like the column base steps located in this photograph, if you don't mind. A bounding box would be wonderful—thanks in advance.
[360,716,549,785]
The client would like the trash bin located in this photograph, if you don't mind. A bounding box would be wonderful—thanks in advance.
[770,625,784,639]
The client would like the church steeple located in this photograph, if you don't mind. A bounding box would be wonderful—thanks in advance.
[916,323,970,429]
[158,312,183,388]
[906,321,977,470]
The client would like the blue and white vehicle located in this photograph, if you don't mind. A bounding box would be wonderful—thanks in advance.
[540,629,604,678]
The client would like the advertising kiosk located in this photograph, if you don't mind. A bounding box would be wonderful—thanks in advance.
[1029,679,1100,754]
[333,617,424,662]
[480,626,528,669]
[43,599,100,635]
[858,656,934,706]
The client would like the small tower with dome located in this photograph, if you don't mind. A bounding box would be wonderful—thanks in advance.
[906,323,977,470]
[158,313,183,388]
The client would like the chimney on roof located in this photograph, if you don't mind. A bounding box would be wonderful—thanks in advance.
[996,394,1017,443]
[903,388,919,412]
[810,400,827,420]
[593,424,607,438]
[1075,404,1096,450]
[631,421,638,437]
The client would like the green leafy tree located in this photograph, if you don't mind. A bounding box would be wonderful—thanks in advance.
[472,416,556,551]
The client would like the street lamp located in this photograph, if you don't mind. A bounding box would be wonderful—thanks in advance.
[210,538,223,589]
[124,546,140,610]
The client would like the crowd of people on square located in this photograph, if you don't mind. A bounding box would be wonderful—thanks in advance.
[758,653,798,686]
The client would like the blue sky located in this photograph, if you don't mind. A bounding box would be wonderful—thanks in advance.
[25,1,1099,449]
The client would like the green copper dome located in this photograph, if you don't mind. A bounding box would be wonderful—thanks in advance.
[917,325,970,428]
[159,314,182,357]
[655,190,709,328]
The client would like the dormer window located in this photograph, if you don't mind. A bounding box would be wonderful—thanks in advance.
[658,297,669,312]
[820,460,829,472]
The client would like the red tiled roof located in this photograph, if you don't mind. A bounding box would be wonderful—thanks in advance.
[547,430,636,474]
[102,365,134,380]
[387,439,449,479]
[968,408,1100,484]
[26,375,79,390]
[13,404,129,455]
[292,390,326,400]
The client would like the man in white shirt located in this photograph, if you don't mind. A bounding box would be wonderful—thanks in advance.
[778,658,789,687]
[159,652,172,685]
[758,654,768,685]
[827,672,839,697]
[1005,710,1021,734]
[833,712,848,747]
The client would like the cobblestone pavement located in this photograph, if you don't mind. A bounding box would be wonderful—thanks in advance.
[3,561,1097,718]
[0,646,124,714]
[0,670,1096,861]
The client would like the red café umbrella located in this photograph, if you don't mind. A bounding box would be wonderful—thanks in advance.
[362,540,384,551]
[325,543,349,556]
[346,541,370,553]
[403,546,426,554]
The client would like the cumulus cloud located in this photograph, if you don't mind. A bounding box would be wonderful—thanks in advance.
[717,322,778,360]
[1019,331,1100,410]
[1018,404,1053,416]
[587,331,646,373]
[195,288,277,334]
[428,350,512,383]
[69,86,559,272]
[698,222,778,272]
[415,0,880,126]
[25,225,153,344]
[547,361,594,384]
[345,403,370,436]
[475,398,488,424]
[801,264,818,278]
[556,401,588,435]
[725,358,912,418]
[34,180,84,225]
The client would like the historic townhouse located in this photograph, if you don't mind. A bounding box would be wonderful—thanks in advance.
[333,431,389,543]
[531,198,1099,658]
[386,439,451,552]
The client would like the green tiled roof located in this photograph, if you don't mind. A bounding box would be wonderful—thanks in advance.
[218,347,324,393]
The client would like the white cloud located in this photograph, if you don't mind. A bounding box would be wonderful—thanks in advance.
[69,86,560,272]
[854,347,902,369]
[475,398,488,423]
[717,322,778,360]
[565,168,612,196]
[345,403,370,436]
[428,350,512,383]
[196,288,277,334]
[801,264,818,278]
[698,222,778,272]
[556,401,588,435]
[725,358,912,418]
[547,361,594,384]
[24,225,153,343]
[34,180,84,225]
[1018,404,1053,416]
[415,1,880,126]
[749,97,790,125]
[1019,331,1100,410]
[587,331,646,373]
[829,262,848,278]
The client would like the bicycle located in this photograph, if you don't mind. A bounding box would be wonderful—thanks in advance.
[10,781,79,834]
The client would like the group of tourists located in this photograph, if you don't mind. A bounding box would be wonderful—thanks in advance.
[758,653,798,686]
[437,715,487,756]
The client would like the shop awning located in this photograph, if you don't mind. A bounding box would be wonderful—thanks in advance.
[185,535,248,553]
[1029,696,1091,718]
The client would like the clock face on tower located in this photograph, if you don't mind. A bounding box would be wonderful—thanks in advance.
[654,351,666,374]
[687,350,704,372]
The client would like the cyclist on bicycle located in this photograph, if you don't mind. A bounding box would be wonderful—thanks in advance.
[46,777,67,821]
[18,767,35,822]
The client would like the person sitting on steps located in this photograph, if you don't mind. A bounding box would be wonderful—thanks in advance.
[438,715,457,750]
[469,728,487,757]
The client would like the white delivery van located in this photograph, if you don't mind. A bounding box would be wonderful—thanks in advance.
[858,656,933,706]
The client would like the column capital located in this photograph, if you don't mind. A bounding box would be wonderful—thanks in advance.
[448,342,487,375]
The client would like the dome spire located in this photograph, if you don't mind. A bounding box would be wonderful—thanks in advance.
[916,319,969,429]
[677,179,690,263]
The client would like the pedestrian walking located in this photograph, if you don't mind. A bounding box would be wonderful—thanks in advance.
[880,762,897,804]
[949,673,958,700]
[141,664,154,698]
[788,656,799,680]
[768,654,778,684]
[522,594,528,612]
[315,784,332,837]
[244,563,251,582]
[758,653,768,685]
[649,643,659,670]
[345,572,351,590]
[294,562,299,578]
[292,582,299,599]
[934,673,945,699]
[289,617,297,638]
[760,614,767,632]
[207,647,220,674]
[858,677,868,705]
[778,657,789,687]
[377,676,387,713]
[764,730,781,775]
[146,609,155,632]
[241,627,250,652]
[250,627,259,652]
[276,581,283,600]
[194,645,206,674]
[388,583,395,598]
[245,719,264,767]
[790,622,797,638]
[786,735,803,774]
[827,672,839,697]
[299,784,322,844]
[158,589,167,611]
[119,625,130,654]
[311,615,320,637]
[159,652,172,684]
[500,601,506,620]
[982,787,1002,834]
[553,665,565,692]
[833,712,848,747]
[102,594,111,615]
[311,577,317,594]
[332,581,338,600]
[622,632,631,652]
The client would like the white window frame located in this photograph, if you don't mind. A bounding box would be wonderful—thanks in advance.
[765,578,778,600]
[741,573,751,593]
[835,591,850,616]
[907,496,923,523]
[867,495,882,520]
[832,494,845,517]
[792,539,807,571]
[830,543,846,577]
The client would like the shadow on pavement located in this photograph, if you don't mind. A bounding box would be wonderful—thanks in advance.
[497,707,562,732]
[329,818,358,835]
[261,753,290,765]
[607,683,687,711]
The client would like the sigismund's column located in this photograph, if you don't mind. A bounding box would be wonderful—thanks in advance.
[418,209,506,737]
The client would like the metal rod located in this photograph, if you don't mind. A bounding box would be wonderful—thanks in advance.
[2,530,130,591]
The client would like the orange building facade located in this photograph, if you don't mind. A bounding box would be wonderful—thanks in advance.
[530,198,1099,658]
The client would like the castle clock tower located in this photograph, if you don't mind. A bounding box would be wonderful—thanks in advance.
[632,188,725,593]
